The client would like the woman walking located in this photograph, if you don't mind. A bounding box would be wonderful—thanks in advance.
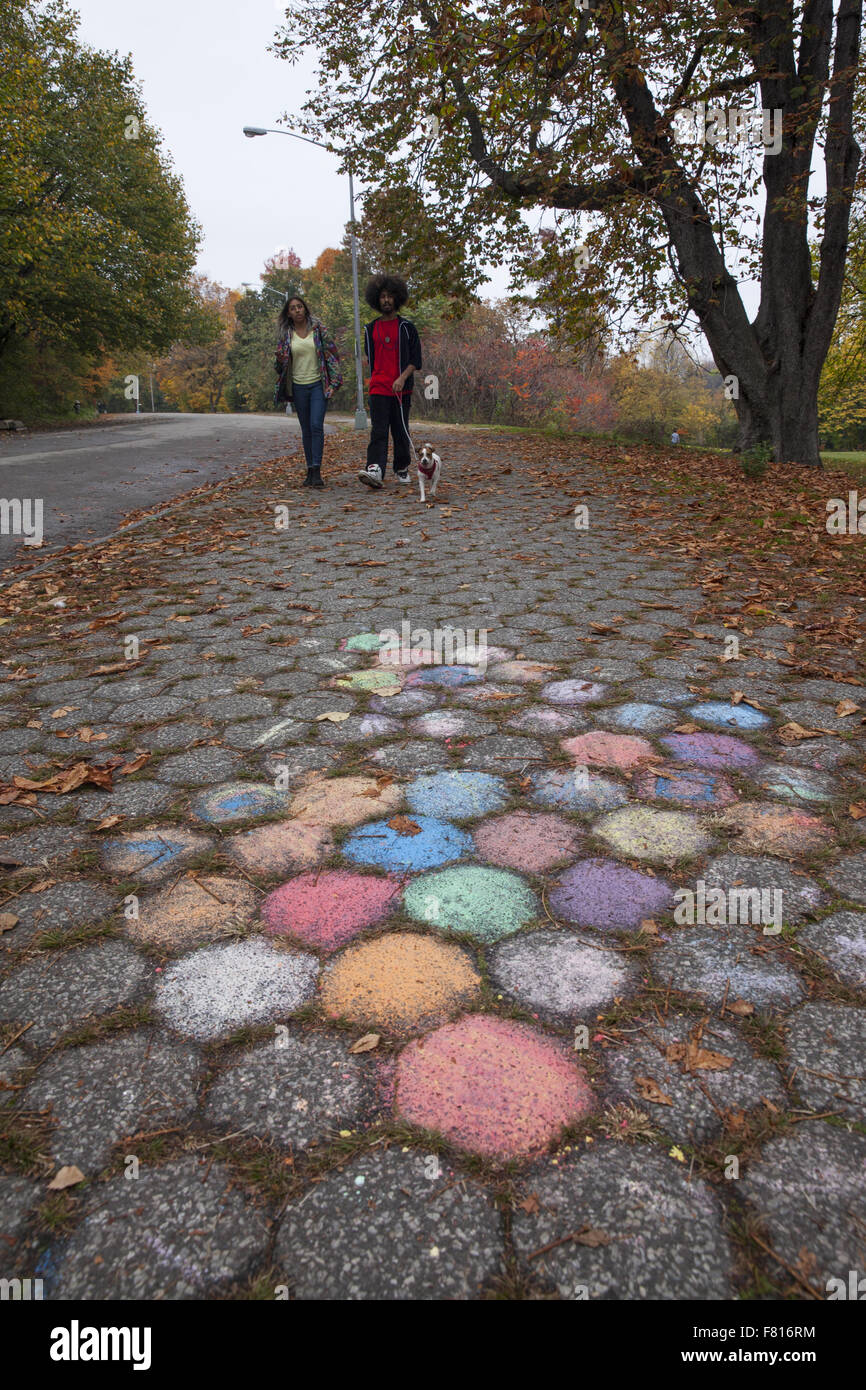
[274,295,342,487]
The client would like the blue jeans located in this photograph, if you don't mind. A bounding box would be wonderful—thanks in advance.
[292,380,325,469]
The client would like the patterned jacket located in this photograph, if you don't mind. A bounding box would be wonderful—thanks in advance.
[274,315,343,406]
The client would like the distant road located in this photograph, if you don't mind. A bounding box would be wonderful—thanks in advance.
[0,412,342,570]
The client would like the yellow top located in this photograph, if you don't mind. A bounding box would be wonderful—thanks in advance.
[291,329,320,385]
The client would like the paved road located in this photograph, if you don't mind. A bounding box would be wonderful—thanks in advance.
[0,412,345,569]
[0,429,863,1303]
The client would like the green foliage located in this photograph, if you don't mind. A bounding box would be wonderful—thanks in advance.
[740,442,773,478]
[0,0,202,414]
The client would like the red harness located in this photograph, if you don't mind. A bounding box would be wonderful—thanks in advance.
[418,454,438,478]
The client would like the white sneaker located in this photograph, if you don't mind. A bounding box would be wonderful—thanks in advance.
[359,464,383,489]
[394,470,410,485]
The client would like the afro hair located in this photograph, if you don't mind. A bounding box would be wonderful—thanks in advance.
[365,273,409,312]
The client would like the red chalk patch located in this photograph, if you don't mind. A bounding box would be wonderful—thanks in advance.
[262,870,402,952]
[395,1014,594,1158]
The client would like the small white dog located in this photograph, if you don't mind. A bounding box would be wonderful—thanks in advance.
[417,442,441,502]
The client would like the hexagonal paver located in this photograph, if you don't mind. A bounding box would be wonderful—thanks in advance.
[783,1002,866,1121]
[594,806,712,863]
[0,880,116,954]
[0,939,150,1046]
[405,665,483,688]
[341,816,472,873]
[53,1157,269,1298]
[262,870,401,952]
[797,911,866,988]
[754,764,837,805]
[604,1015,786,1142]
[156,748,241,786]
[826,852,866,905]
[703,853,824,924]
[321,932,482,1031]
[540,679,607,705]
[549,858,674,931]
[155,938,319,1040]
[395,1014,594,1158]
[203,1032,380,1148]
[652,929,805,1011]
[659,731,762,770]
[686,700,773,731]
[740,1123,866,1294]
[189,781,289,825]
[561,731,661,772]
[529,768,629,815]
[403,865,538,942]
[99,828,213,884]
[274,1148,503,1299]
[126,875,258,952]
[405,770,508,822]
[289,774,403,828]
[594,702,680,734]
[511,1145,733,1299]
[224,821,333,877]
[22,1031,201,1172]
[489,930,633,1022]
[473,812,583,873]
[632,765,738,809]
[713,803,832,859]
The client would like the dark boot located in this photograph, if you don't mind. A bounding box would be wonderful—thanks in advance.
[301,469,314,486]
[308,467,324,488]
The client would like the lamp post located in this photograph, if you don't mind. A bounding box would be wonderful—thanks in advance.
[243,125,368,431]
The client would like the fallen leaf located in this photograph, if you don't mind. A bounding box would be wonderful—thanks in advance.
[94,814,125,831]
[669,1145,686,1162]
[674,722,700,734]
[90,661,139,676]
[48,1165,85,1190]
[573,1226,610,1247]
[634,1074,674,1106]
[850,803,866,820]
[517,1193,541,1214]
[0,912,19,933]
[348,1033,380,1054]
[777,721,834,743]
[836,699,860,717]
[118,751,150,776]
[725,998,755,1017]
[50,706,79,719]
[387,815,422,836]
[315,711,351,723]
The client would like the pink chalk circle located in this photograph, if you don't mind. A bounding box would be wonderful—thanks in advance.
[395,1014,594,1158]
[473,812,583,873]
[561,730,661,771]
[262,870,402,952]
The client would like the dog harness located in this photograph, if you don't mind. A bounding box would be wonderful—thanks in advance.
[418,455,438,478]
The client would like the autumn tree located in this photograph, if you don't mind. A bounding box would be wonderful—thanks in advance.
[156,278,236,413]
[274,0,863,466]
[0,0,201,415]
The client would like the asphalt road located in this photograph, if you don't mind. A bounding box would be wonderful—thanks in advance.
[0,412,343,571]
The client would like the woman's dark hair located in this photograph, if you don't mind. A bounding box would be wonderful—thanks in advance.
[365,273,409,312]
[279,293,312,332]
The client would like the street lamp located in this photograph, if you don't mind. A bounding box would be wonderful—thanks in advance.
[243,125,368,431]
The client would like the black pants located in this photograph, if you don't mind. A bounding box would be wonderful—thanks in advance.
[366,393,412,474]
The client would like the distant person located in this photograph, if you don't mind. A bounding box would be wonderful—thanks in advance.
[671,428,680,445]
[73,400,81,415]
[358,273,422,489]
[275,294,343,488]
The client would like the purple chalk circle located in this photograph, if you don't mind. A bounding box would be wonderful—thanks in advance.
[659,732,762,771]
[549,857,674,931]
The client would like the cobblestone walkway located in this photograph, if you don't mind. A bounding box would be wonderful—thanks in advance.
[1,433,865,1300]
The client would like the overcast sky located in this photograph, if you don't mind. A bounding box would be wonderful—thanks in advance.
[69,0,804,345]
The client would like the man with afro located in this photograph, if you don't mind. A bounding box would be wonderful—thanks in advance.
[358,273,423,489]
